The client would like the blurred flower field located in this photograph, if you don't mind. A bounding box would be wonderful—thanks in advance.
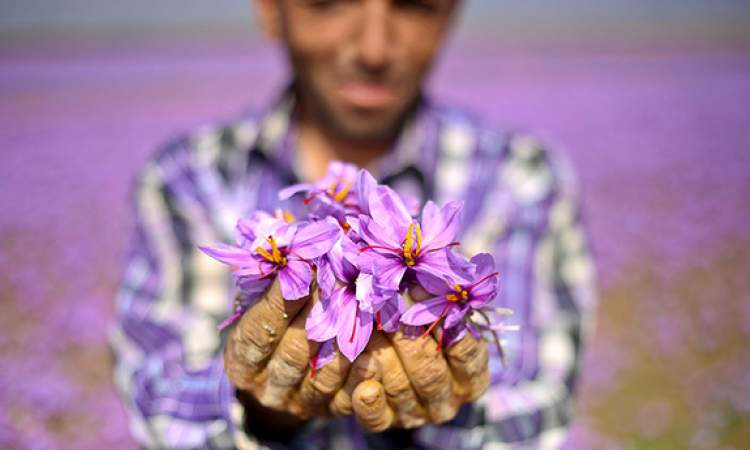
[1,37,749,449]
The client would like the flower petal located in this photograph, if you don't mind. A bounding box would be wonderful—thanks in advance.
[415,270,452,296]
[337,292,374,362]
[234,260,274,278]
[466,323,481,340]
[200,244,255,267]
[469,273,499,308]
[356,169,378,215]
[400,296,450,326]
[234,218,259,247]
[339,231,360,262]
[345,216,360,235]
[468,273,499,307]
[368,185,412,237]
[447,249,475,282]
[368,253,408,291]
[278,260,312,300]
[252,217,292,248]
[443,324,468,347]
[237,274,272,298]
[355,273,374,311]
[413,248,454,279]
[311,339,337,372]
[290,220,341,260]
[420,200,463,251]
[444,303,469,329]
[357,215,402,249]
[316,254,336,299]
[306,287,343,342]
[470,252,496,277]
[278,182,314,200]
[377,294,405,333]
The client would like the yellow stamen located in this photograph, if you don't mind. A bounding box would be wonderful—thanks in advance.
[256,246,275,263]
[282,211,296,223]
[327,180,337,195]
[446,284,469,302]
[268,236,284,263]
[333,182,352,203]
[256,236,287,266]
[403,223,415,266]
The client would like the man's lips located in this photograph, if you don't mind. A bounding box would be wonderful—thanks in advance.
[336,81,397,110]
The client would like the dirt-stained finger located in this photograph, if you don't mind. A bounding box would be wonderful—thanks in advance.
[436,328,490,402]
[294,347,351,416]
[224,335,257,392]
[368,332,428,428]
[230,278,309,371]
[352,379,395,432]
[388,329,458,423]
[330,348,381,416]
[255,301,317,410]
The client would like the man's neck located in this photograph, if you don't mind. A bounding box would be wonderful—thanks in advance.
[294,111,393,181]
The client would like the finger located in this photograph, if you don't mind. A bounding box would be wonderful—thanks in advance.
[255,301,317,410]
[434,328,490,402]
[223,334,257,392]
[293,347,351,417]
[388,329,459,423]
[407,284,432,302]
[368,332,428,428]
[330,348,381,416]
[352,380,395,432]
[230,277,309,371]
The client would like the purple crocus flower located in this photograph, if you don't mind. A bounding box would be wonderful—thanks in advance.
[200,218,340,301]
[357,184,464,291]
[306,232,403,362]
[234,209,296,249]
[401,253,500,349]
[279,161,360,223]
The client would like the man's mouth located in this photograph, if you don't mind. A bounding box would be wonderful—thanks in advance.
[336,81,397,110]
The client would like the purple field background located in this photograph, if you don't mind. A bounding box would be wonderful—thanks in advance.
[2,22,750,450]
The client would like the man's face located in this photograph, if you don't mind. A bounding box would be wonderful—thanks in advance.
[259,0,458,142]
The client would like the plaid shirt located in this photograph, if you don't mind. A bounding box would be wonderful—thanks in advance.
[111,90,597,449]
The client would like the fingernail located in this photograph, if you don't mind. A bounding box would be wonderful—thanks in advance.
[427,401,457,423]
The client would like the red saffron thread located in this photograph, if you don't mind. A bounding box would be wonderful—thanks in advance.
[303,192,319,205]
[436,332,446,352]
[423,304,451,338]
[349,303,359,343]
[467,272,500,290]
[358,244,400,254]
[310,353,319,380]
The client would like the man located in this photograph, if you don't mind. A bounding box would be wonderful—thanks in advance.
[111,0,597,448]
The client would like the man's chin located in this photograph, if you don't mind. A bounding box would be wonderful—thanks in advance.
[323,104,414,144]
[330,119,401,143]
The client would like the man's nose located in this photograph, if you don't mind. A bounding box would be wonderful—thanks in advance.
[356,0,392,72]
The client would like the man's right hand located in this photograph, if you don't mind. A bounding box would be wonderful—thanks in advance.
[223,277,350,429]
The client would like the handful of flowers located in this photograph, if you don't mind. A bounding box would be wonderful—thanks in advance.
[201,162,513,373]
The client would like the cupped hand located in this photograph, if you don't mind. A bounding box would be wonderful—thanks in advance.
[330,289,490,432]
[223,278,350,423]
